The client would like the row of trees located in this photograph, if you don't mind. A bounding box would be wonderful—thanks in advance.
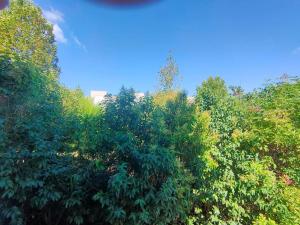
[1,1,299,225]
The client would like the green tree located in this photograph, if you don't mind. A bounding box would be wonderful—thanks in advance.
[0,57,65,225]
[0,0,58,76]
[158,53,179,91]
[196,76,228,111]
[190,95,284,224]
[246,79,300,184]
[1,1,299,224]
[93,88,192,225]
[229,85,244,97]
[153,54,180,106]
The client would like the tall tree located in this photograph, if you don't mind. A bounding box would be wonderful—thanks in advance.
[0,0,59,77]
[153,53,180,106]
[158,53,179,91]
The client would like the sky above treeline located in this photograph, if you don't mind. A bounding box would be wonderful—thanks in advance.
[35,0,300,95]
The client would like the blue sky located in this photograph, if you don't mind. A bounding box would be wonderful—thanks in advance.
[36,0,300,95]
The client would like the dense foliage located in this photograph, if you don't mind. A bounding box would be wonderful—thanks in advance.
[0,1,299,225]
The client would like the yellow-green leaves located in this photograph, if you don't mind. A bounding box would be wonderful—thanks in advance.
[0,0,58,76]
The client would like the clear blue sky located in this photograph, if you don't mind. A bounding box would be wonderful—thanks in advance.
[36,0,300,95]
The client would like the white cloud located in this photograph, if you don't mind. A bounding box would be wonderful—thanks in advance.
[43,8,64,23]
[53,24,67,43]
[43,8,67,43]
[72,35,87,52]
[42,8,86,48]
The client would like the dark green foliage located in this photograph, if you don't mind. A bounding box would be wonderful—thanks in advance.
[0,56,191,225]
[93,88,192,225]
[0,56,65,225]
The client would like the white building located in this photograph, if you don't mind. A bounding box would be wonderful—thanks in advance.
[90,90,145,105]
[134,92,145,101]
[187,96,195,104]
[90,90,107,105]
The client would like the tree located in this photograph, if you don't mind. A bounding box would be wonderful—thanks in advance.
[196,76,228,111]
[1,1,299,224]
[153,54,180,106]
[0,0,59,76]
[0,57,66,225]
[229,85,244,97]
[246,80,300,185]
[93,88,192,225]
[158,53,179,91]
